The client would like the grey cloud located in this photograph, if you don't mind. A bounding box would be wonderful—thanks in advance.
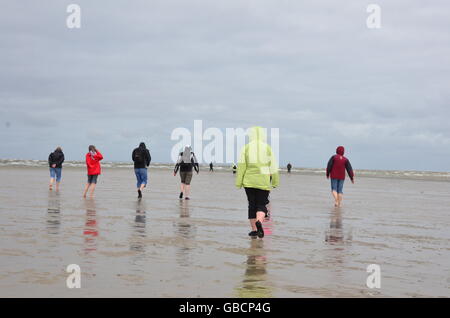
[0,0,449,170]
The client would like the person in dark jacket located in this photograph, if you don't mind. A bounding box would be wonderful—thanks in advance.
[173,145,199,200]
[48,147,65,191]
[209,162,214,172]
[326,146,355,207]
[287,163,292,173]
[132,142,151,199]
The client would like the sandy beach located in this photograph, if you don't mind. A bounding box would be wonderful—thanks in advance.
[0,165,449,297]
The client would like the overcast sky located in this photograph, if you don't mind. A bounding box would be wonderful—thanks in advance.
[1,0,449,171]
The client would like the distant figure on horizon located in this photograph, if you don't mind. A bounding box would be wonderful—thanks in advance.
[232,163,237,174]
[174,145,199,200]
[132,142,151,199]
[287,163,292,173]
[209,162,214,172]
[83,145,103,198]
[326,146,354,207]
[236,126,279,239]
[48,147,65,191]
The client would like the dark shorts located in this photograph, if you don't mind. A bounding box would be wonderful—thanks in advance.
[244,187,269,219]
[180,171,193,185]
[87,174,99,184]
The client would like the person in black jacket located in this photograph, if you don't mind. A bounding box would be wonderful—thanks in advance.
[173,145,199,200]
[132,142,151,199]
[48,147,65,191]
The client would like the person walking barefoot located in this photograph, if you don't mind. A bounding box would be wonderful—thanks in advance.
[326,146,354,207]
[173,145,199,200]
[236,126,279,239]
[132,142,151,199]
[83,145,103,198]
[48,147,65,191]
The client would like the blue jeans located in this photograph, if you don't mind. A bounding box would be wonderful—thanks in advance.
[50,168,62,182]
[331,179,345,194]
[135,168,148,188]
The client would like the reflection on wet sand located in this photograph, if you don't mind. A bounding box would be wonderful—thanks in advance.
[83,199,98,255]
[2,166,449,297]
[325,207,352,245]
[174,200,196,267]
[236,239,273,298]
[324,207,353,277]
[130,200,147,253]
[46,192,61,235]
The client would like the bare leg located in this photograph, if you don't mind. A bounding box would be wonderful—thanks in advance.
[256,211,265,223]
[337,193,343,207]
[180,183,185,194]
[49,178,54,190]
[83,183,90,198]
[185,184,191,198]
[55,182,60,192]
[266,203,272,219]
[332,191,339,206]
[139,183,145,191]
[254,211,266,238]
[89,184,97,197]
[249,219,257,231]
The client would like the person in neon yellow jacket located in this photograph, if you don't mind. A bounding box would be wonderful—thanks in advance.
[236,126,279,238]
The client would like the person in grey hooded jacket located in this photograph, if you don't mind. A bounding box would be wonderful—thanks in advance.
[173,145,199,200]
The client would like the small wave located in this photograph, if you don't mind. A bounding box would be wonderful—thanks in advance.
[1,160,449,181]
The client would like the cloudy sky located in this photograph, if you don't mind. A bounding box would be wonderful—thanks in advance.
[1,0,449,171]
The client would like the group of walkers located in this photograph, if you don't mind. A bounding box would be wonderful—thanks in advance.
[49,145,107,198]
[47,126,355,238]
[49,144,150,199]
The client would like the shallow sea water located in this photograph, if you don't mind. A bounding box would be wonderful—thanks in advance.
[0,166,449,297]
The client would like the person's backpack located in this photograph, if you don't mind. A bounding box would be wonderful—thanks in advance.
[134,149,145,163]
[179,152,192,168]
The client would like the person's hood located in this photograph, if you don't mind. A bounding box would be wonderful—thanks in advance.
[182,145,192,162]
[248,126,267,143]
[336,146,345,155]
[139,142,146,149]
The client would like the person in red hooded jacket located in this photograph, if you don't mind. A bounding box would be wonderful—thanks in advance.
[326,146,354,207]
[83,145,103,198]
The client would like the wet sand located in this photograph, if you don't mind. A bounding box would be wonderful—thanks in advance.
[0,166,449,297]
